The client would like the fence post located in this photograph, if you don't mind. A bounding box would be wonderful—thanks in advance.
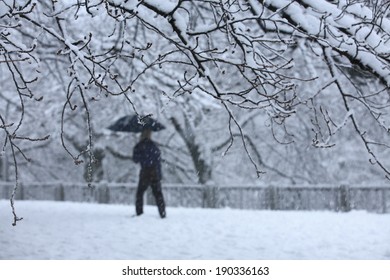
[203,185,218,208]
[97,185,110,204]
[268,185,278,210]
[0,183,10,200]
[382,188,387,214]
[339,185,351,212]
[14,182,24,200]
[55,184,65,201]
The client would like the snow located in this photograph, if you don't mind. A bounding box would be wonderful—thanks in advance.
[301,0,389,54]
[264,0,390,86]
[172,10,189,44]
[0,2,9,18]
[143,0,178,14]
[0,200,389,260]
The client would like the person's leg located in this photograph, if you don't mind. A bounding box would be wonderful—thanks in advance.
[151,179,166,218]
[135,170,149,215]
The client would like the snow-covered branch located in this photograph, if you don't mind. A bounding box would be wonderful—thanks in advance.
[254,0,390,86]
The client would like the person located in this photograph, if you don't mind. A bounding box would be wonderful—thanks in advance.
[133,129,166,218]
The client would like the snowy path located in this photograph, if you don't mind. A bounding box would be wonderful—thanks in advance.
[0,200,389,259]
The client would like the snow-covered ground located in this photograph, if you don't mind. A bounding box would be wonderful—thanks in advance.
[0,200,389,260]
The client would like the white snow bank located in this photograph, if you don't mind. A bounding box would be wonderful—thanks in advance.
[0,200,389,260]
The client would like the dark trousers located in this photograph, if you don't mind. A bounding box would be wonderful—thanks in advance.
[136,167,166,218]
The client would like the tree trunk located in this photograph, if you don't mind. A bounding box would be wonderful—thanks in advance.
[170,117,212,184]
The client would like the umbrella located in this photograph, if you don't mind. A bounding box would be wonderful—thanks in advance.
[108,114,165,132]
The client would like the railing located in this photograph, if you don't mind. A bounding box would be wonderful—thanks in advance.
[0,182,389,213]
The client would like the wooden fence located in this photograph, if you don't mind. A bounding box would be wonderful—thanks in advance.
[0,182,389,213]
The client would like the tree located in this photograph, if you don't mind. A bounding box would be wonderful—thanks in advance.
[1,0,390,225]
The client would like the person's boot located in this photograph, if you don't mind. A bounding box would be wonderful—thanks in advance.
[159,209,166,219]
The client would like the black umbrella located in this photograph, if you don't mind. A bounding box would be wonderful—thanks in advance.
[108,115,165,133]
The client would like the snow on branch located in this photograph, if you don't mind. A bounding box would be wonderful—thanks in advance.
[257,0,390,86]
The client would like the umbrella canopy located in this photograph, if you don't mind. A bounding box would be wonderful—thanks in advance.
[108,115,165,133]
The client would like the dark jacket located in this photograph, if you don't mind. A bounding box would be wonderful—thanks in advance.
[133,138,162,178]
